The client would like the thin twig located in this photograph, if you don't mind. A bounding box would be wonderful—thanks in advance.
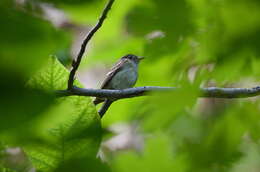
[56,86,260,99]
[67,0,115,90]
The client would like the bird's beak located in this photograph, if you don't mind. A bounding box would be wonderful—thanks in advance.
[138,56,145,61]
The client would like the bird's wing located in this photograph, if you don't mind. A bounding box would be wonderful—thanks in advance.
[93,58,128,105]
[100,58,128,89]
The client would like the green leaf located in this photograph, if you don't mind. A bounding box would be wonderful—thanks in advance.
[23,57,101,171]
[0,69,55,132]
[28,56,70,90]
[142,82,199,131]
[54,156,111,172]
[196,0,260,63]
[0,2,70,131]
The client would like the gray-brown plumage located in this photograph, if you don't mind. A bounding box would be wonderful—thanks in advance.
[93,54,143,105]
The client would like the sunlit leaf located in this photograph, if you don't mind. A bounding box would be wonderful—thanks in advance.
[23,57,101,171]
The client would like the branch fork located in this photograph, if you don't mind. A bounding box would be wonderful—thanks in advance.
[67,0,115,90]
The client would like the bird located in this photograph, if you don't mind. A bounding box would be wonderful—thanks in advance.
[93,54,144,116]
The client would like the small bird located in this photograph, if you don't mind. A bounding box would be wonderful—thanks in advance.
[94,54,144,116]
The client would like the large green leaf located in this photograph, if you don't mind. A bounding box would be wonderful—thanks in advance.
[0,1,70,132]
[23,57,101,171]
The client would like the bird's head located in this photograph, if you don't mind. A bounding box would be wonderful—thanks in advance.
[122,54,144,64]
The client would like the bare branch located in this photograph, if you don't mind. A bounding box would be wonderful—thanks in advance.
[67,0,115,90]
[202,86,260,98]
[56,86,260,99]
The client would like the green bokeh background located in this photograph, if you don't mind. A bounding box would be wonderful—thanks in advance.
[0,0,260,171]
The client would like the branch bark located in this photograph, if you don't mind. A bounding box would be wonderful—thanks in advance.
[67,0,115,90]
[57,86,260,99]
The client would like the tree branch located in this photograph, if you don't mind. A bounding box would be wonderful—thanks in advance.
[98,100,113,118]
[67,0,115,90]
[56,86,260,99]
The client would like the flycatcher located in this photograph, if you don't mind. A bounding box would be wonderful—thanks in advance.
[93,54,144,106]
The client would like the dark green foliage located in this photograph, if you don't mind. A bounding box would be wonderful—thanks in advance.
[125,0,194,58]
[0,2,68,76]
[54,156,111,172]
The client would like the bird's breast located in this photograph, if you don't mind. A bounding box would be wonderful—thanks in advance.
[110,66,138,89]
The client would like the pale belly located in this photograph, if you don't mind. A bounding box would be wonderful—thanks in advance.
[109,68,138,89]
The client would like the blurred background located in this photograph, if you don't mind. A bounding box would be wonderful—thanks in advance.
[1,0,260,171]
